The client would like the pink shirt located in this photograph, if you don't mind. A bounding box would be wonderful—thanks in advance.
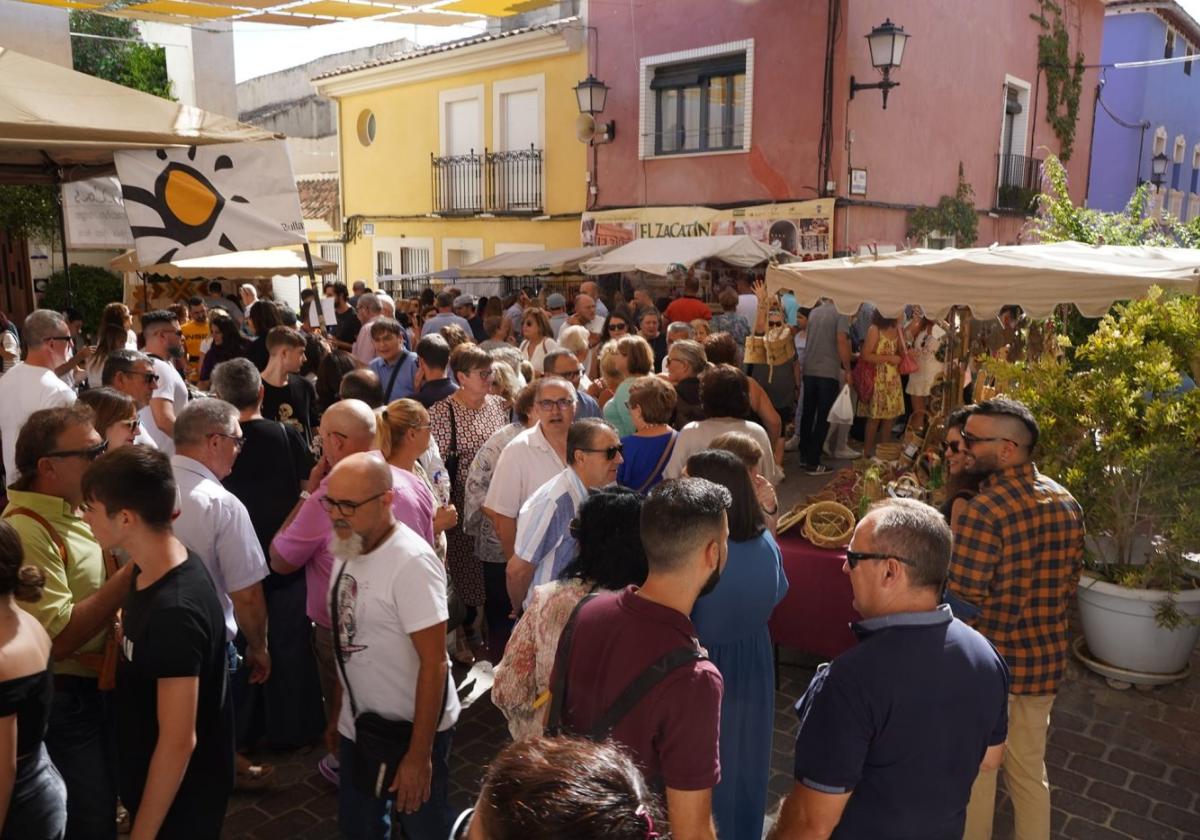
[270,452,436,628]
[352,317,379,365]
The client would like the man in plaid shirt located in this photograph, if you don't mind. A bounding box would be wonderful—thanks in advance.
[946,398,1084,840]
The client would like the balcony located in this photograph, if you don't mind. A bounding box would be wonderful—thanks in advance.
[431,145,544,216]
[994,153,1043,214]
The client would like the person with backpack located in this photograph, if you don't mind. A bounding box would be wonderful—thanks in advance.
[547,477,729,840]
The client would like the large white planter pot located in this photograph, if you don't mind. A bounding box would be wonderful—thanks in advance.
[1077,573,1200,676]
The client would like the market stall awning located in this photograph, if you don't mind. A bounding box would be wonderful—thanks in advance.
[581,235,782,276]
[111,248,336,280]
[0,47,276,185]
[765,242,1200,319]
[455,246,613,278]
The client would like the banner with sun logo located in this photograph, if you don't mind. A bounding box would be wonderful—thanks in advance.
[114,140,306,268]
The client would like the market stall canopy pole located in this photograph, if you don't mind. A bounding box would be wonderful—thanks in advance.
[110,248,336,280]
[580,235,783,276]
[0,47,277,185]
[765,242,1200,319]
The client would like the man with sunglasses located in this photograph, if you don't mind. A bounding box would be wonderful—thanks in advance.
[170,400,274,788]
[5,405,134,838]
[0,309,78,482]
[505,418,622,612]
[773,499,1009,840]
[139,309,191,456]
[946,398,1084,840]
[483,378,576,613]
[102,349,163,448]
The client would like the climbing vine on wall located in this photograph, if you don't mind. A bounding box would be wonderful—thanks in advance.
[907,163,978,247]
[1032,0,1086,161]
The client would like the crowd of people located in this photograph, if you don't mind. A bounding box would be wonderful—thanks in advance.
[0,274,1083,840]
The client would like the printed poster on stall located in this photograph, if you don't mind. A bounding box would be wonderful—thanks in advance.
[581,200,833,261]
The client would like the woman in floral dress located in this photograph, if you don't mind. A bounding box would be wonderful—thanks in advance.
[858,310,905,457]
[428,345,511,661]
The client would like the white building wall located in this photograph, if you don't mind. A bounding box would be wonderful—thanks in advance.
[139,20,237,118]
[0,0,71,67]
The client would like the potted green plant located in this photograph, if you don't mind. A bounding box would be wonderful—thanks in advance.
[995,289,1200,681]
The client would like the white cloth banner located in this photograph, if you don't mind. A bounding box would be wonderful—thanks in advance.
[61,176,135,250]
[114,140,305,268]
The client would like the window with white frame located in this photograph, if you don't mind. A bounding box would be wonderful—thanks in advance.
[1153,126,1167,156]
[1166,28,1176,59]
[399,247,430,276]
[376,251,393,277]
[1191,145,1200,193]
[639,40,754,159]
[924,231,956,250]
[318,243,345,285]
[1173,135,1187,190]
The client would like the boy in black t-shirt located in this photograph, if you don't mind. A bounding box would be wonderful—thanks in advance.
[81,447,234,839]
[261,326,318,445]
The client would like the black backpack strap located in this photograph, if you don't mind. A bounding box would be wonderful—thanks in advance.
[588,645,707,741]
[544,592,598,736]
[384,350,408,402]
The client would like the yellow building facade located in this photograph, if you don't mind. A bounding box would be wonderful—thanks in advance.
[314,22,589,290]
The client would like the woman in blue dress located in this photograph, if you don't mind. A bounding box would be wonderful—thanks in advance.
[616,376,678,494]
[687,448,788,840]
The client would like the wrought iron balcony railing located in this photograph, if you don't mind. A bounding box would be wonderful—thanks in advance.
[995,153,1043,213]
[431,145,544,216]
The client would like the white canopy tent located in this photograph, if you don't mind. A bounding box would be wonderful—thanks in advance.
[454,246,613,278]
[0,47,276,185]
[581,235,783,276]
[765,242,1200,319]
[111,248,336,280]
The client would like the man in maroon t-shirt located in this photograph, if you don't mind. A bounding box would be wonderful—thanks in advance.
[663,273,714,325]
[553,477,730,840]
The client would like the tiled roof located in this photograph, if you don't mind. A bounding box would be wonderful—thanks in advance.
[297,176,340,229]
[312,17,577,80]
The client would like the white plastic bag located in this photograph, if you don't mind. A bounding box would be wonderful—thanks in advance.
[827,384,854,425]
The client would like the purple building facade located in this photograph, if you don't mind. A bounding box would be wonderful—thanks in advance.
[1088,2,1200,219]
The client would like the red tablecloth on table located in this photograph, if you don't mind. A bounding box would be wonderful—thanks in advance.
[768,531,859,660]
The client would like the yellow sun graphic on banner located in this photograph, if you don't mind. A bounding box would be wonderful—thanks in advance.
[121,146,251,265]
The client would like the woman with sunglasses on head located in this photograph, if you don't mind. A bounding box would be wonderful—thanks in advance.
[492,486,648,740]
[684,448,787,840]
[85,303,137,389]
[940,405,982,524]
[428,345,512,664]
[76,388,140,450]
[451,735,663,840]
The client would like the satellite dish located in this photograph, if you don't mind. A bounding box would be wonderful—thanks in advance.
[575,113,596,144]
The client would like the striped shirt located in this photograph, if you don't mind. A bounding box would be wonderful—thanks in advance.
[946,462,1084,696]
[513,468,587,609]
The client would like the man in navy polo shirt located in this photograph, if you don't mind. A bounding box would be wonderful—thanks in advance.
[769,499,1009,840]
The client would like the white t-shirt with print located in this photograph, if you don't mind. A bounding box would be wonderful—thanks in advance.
[138,356,188,455]
[0,362,77,481]
[330,522,461,741]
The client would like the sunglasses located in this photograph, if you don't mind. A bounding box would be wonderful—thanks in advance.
[846,549,917,569]
[320,489,388,517]
[609,323,628,332]
[960,430,1021,449]
[118,418,141,432]
[208,432,246,451]
[537,398,575,413]
[768,321,784,328]
[579,443,623,461]
[943,440,961,454]
[555,367,582,379]
[44,440,108,461]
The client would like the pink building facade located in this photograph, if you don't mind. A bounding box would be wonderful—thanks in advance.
[586,0,1104,255]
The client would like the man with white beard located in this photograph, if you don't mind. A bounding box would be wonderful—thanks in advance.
[325,453,460,840]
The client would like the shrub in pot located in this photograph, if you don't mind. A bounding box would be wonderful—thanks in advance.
[995,289,1200,677]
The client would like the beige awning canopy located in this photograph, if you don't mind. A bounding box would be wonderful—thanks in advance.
[581,235,783,276]
[454,246,613,278]
[765,242,1200,320]
[111,248,336,280]
[0,47,277,185]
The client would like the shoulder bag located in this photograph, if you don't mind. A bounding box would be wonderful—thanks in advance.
[3,508,121,691]
[634,431,677,495]
[544,593,707,741]
[383,350,409,403]
[330,562,448,799]
[443,398,460,493]
[898,336,919,375]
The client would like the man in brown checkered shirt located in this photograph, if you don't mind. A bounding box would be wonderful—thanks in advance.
[945,398,1084,840]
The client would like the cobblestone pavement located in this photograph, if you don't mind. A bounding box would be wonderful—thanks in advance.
[222,462,1200,838]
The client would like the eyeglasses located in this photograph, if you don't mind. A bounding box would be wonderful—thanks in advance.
[666,356,686,366]
[44,335,73,344]
[408,423,431,431]
[555,367,582,380]
[960,430,1021,449]
[609,323,628,333]
[320,490,388,517]
[537,398,574,413]
[209,432,246,451]
[846,549,917,569]
[579,444,623,461]
[472,368,496,380]
[43,440,108,461]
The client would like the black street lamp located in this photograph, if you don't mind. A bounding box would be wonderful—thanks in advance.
[849,19,911,109]
[574,74,615,144]
[1150,151,1169,188]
